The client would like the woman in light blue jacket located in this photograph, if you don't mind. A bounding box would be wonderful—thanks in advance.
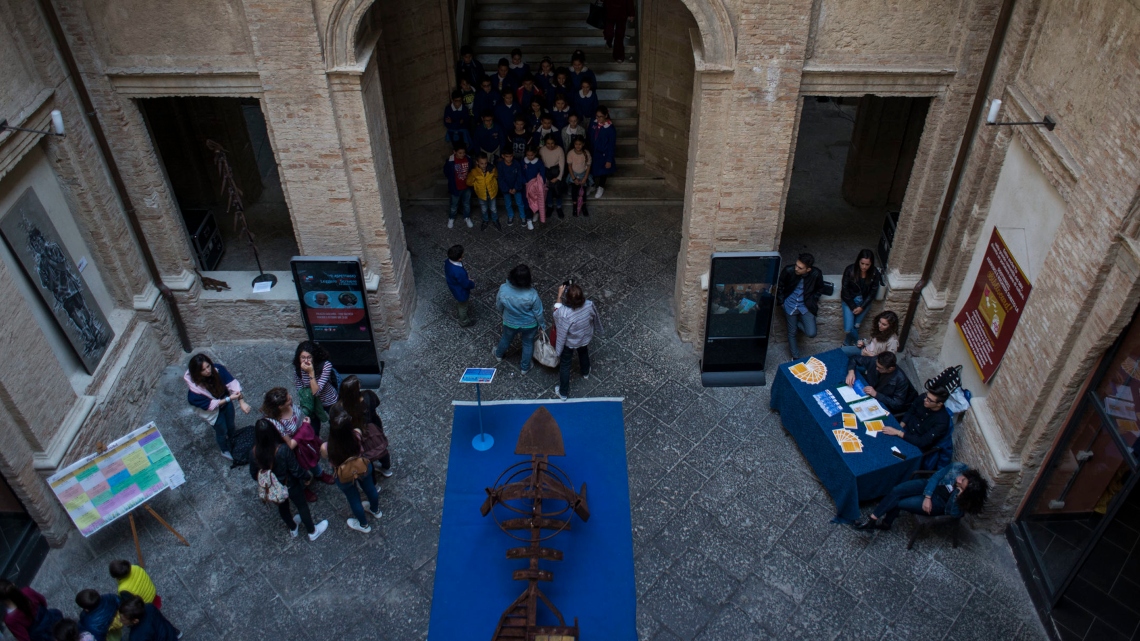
[492,264,546,374]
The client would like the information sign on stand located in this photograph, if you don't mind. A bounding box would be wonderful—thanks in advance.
[460,368,496,450]
[701,252,782,387]
[291,256,383,388]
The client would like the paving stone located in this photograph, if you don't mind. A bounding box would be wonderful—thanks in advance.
[639,422,697,471]
[756,544,820,605]
[642,379,700,426]
[636,547,673,598]
[693,522,760,583]
[651,501,715,557]
[911,561,975,619]
[841,554,916,620]
[643,571,716,639]
[732,573,798,636]
[887,594,955,641]
[945,589,1032,641]
[666,549,741,607]
[777,500,843,563]
[781,576,858,640]
[654,461,707,508]
[628,445,668,503]
[694,603,768,640]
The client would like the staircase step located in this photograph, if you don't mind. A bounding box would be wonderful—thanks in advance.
[479,0,592,4]
[473,36,626,48]
[475,24,635,35]
[597,87,637,100]
[474,47,635,62]
[475,9,590,21]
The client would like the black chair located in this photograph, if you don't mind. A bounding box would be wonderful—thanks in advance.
[904,470,962,550]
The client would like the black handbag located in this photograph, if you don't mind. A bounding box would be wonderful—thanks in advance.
[820,280,835,296]
[587,1,606,28]
[545,165,561,181]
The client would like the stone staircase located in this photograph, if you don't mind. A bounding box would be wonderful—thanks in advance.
[405,0,678,201]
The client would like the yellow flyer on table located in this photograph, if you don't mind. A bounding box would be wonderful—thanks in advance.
[865,419,885,433]
[842,413,857,429]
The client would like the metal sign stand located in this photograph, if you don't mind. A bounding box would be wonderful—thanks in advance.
[460,368,497,451]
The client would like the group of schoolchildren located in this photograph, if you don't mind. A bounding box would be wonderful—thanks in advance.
[443,46,617,230]
[1,560,178,641]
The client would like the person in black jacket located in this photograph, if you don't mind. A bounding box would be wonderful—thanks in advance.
[249,419,329,541]
[116,593,179,641]
[882,388,951,450]
[841,249,881,346]
[845,351,913,414]
[776,253,824,360]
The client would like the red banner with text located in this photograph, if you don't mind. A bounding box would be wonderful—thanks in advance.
[954,229,1032,383]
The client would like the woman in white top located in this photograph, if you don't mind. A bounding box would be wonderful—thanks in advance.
[841,310,899,358]
[552,283,603,400]
[539,134,567,219]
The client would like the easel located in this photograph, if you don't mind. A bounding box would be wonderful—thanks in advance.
[95,442,190,568]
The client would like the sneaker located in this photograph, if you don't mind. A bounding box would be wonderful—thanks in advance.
[493,220,502,231]
[370,505,384,518]
[465,218,474,228]
[308,520,329,541]
[554,385,567,400]
[447,218,454,229]
[347,518,371,533]
[491,346,503,362]
[221,451,233,461]
[582,374,590,380]
[507,217,515,226]
[526,220,534,230]
[377,467,394,478]
[520,368,530,376]
[582,208,589,217]
[304,488,318,503]
[557,207,565,219]
[595,186,604,198]
[480,220,488,231]
[290,514,301,538]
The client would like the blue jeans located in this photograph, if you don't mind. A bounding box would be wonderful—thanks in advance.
[336,462,380,525]
[477,197,499,221]
[495,325,539,373]
[449,191,472,220]
[444,129,472,147]
[502,191,526,220]
[843,295,869,345]
[213,402,236,454]
[784,309,817,359]
[870,479,946,526]
[559,344,590,396]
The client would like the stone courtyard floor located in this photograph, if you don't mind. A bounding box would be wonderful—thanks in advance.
[30,201,1048,640]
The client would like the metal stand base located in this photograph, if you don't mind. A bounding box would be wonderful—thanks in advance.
[472,433,495,451]
[252,272,278,288]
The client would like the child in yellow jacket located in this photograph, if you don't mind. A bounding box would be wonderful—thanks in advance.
[466,153,501,231]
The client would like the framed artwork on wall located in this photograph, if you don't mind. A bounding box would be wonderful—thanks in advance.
[0,187,113,373]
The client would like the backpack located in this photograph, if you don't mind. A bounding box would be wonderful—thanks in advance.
[256,450,289,504]
[27,606,63,641]
[335,431,369,483]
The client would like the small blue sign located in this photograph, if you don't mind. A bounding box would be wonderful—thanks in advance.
[460,368,496,384]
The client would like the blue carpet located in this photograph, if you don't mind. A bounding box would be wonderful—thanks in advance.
[428,398,636,640]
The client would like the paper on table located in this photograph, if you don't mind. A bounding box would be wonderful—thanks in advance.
[842,413,857,429]
[850,398,890,422]
[252,281,273,293]
[864,419,884,438]
[837,386,867,404]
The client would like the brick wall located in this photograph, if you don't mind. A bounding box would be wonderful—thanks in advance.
[639,0,696,191]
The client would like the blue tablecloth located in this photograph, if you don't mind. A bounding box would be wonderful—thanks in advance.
[770,348,921,522]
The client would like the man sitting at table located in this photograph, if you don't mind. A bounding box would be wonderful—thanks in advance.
[845,351,912,414]
[853,461,990,530]
[880,388,951,450]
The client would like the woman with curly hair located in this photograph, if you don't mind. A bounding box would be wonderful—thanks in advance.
[183,353,250,460]
[842,310,899,358]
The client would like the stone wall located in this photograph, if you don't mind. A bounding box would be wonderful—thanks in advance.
[638,0,697,191]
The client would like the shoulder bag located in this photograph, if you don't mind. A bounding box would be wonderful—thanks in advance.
[532,310,559,368]
[587,0,606,28]
[335,432,369,484]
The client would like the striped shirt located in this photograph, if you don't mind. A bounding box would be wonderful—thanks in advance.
[266,406,303,438]
[553,300,603,355]
[294,361,338,407]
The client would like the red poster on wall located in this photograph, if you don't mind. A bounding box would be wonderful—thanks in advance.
[954,229,1032,383]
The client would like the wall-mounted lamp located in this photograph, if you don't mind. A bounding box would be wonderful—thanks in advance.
[985,99,1055,131]
[0,110,66,137]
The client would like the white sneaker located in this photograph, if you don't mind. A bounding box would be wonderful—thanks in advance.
[447,218,454,229]
[526,220,534,230]
[582,374,590,380]
[221,451,233,461]
[554,385,567,400]
[520,368,530,376]
[290,514,301,538]
[491,346,503,362]
[465,218,474,228]
[369,505,384,519]
[377,468,394,478]
[347,518,371,533]
[595,186,604,198]
[308,519,329,541]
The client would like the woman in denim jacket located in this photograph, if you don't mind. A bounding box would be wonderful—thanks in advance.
[492,264,546,374]
[853,462,990,531]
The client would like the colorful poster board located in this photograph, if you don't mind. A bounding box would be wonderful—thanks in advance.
[954,229,1033,382]
[47,422,184,537]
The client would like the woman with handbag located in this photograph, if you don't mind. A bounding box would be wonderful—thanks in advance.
[552,283,604,400]
[339,375,393,480]
[493,264,546,375]
[249,419,329,541]
[261,387,334,503]
[322,408,382,534]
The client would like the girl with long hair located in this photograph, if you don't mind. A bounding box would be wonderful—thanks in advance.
[840,249,882,346]
[842,310,900,358]
[261,387,334,501]
[322,407,382,533]
[248,418,328,541]
[339,375,393,479]
[292,341,339,436]
[1,579,61,641]
[183,353,250,460]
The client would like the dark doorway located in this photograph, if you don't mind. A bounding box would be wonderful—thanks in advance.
[0,473,47,585]
[139,97,298,271]
[780,95,929,275]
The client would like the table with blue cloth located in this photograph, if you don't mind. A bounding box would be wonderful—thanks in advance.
[770,348,921,523]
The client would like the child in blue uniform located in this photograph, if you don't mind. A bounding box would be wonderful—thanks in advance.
[589,106,617,198]
[443,90,471,147]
